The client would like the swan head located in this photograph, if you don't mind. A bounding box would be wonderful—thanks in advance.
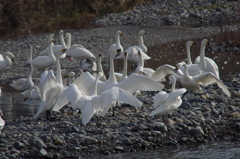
[4,52,15,61]
[59,30,64,35]
[137,50,142,56]
[97,72,104,78]
[48,38,55,44]
[186,41,195,47]
[168,75,176,84]
[201,39,209,46]
[64,72,75,78]
[112,49,122,57]
[116,30,123,36]
[59,49,67,53]
[139,30,147,35]
[65,33,71,38]
[98,53,102,57]
[174,61,186,72]
[124,52,128,57]
[49,34,55,39]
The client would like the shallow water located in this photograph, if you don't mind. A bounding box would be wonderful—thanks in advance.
[90,141,240,159]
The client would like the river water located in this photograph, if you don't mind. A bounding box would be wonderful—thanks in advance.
[90,141,240,159]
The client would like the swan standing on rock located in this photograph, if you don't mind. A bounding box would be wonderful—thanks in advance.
[29,38,57,70]
[0,52,15,73]
[0,109,5,134]
[179,39,208,76]
[149,75,186,117]
[176,63,231,97]
[116,30,150,65]
[65,72,142,125]
[33,70,65,120]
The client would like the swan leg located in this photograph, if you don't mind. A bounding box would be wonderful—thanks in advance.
[46,110,56,120]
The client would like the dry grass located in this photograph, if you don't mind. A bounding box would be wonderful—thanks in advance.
[0,0,150,39]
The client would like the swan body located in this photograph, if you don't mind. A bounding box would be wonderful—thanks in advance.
[179,39,208,76]
[29,38,57,70]
[176,63,230,97]
[150,75,186,116]
[65,33,96,61]
[108,30,124,55]
[0,109,5,134]
[40,30,67,59]
[0,52,14,73]
[65,72,142,125]
[116,30,150,65]
[22,85,41,100]
[194,56,219,78]
[10,63,34,91]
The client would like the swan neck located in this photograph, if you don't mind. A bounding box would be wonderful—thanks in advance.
[116,34,120,45]
[97,57,104,72]
[200,43,206,71]
[108,53,117,83]
[60,33,67,49]
[138,53,144,67]
[171,78,176,91]
[27,64,33,83]
[28,45,32,63]
[56,58,63,85]
[66,34,71,49]
[183,65,190,78]
[92,74,101,96]
[186,45,192,65]
[138,35,144,47]
[121,56,128,81]
[49,42,56,60]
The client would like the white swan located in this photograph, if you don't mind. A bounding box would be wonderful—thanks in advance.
[0,52,15,73]
[10,63,34,91]
[65,33,96,61]
[176,63,230,97]
[33,70,65,120]
[149,75,186,117]
[22,85,41,100]
[40,30,67,59]
[194,40,219,78]
[108,30,124,55]
[80,59,97,73]
[0,109,5,134]
[29,38,57,70]
[135,50,155,77]
[116,30,150,65]
[65,72,142,125]
[179,39,208,76]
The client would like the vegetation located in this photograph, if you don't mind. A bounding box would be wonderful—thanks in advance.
[0,0,150,39]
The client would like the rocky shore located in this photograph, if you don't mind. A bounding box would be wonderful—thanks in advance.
[0,0,240,159]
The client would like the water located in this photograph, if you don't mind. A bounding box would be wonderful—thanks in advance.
[90,141,240,159]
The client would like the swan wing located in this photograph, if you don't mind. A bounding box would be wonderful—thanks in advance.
[72,72,99,95]
[194,73,231,97]
[151,64,181,81]
[81,101,96,125]
[149,103,168,116]
[165,88,186,104]
[117,73,164,94]
[93,87,142,110]
[51,87,69,111]
[153,91,168,108]
[62,84,83,110]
